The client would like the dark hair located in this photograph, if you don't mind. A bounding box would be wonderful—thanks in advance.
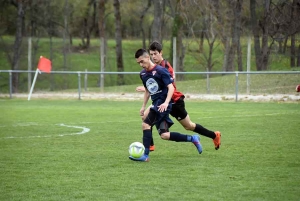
[135,48,148,59]
[149,41,162,53]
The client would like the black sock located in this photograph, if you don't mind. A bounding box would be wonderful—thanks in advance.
[194,124,216,139]
[150,138,154,146]
[169,132,192,142]
[150,127,154,146]
[143,129,152,155]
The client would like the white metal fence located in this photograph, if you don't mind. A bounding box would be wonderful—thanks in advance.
[0,70,299,102]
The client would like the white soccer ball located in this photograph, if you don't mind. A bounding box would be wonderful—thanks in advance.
[129,142,145,158]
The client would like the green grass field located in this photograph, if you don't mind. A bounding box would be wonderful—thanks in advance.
[1,99,300,200]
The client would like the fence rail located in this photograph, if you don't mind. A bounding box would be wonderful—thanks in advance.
[1,70,299,101]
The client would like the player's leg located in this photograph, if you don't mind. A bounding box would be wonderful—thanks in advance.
[142,105,155,151]
[171,98,221,150]
[157,120,202,154]
[129,109,157,162]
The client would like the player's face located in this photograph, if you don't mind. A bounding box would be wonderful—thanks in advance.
[149,50,163,65]
[136,55,151,70]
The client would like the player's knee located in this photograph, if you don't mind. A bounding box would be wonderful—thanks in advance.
[142,122,151,130]
[160,132,170,140]
[183,122,195,131]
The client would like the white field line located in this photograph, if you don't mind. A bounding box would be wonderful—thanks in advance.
[1,123,90,139]
[197,113,287,119]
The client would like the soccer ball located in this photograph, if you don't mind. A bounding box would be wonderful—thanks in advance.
[296,84,300,92]
[129,142,145,158]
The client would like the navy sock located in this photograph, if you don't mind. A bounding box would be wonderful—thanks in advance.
[150,127,154,146]
[143,129,152,155]
[194,124,216,139]
[169,132,192,142]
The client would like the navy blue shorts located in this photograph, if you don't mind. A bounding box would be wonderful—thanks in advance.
[143,99,174,130]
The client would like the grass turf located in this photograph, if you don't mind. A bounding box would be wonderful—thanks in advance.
[0,99,299,200]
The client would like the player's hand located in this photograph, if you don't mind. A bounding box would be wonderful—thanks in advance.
[136,86,146,92]
[158,102,168,113]
[140,107,145,116]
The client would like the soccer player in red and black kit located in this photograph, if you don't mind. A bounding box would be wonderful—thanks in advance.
[130,48,202,162]
[136,41,221,151]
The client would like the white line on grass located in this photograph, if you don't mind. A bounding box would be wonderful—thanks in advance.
[1,123,90,139]
[197,113,287,119]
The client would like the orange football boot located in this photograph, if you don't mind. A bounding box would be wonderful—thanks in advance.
[213,131,221,150]
[150,145,155,152]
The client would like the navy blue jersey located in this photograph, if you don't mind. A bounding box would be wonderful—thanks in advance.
[139,65,174,101]
[140,65,174,129]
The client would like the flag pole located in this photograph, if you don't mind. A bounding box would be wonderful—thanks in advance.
[28,68,40,101]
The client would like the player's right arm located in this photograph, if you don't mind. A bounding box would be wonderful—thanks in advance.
[136,86,146,92]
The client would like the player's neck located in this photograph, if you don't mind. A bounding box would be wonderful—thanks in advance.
[146,62,156,71]
[157,58,164,65]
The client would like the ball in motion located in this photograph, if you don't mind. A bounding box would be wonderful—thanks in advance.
[296,84,300,92]
[129,142,145,158]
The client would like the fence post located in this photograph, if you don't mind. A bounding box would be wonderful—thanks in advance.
[9,71,12,99]
[28,37,32,93]
[84,69,87,92]
[235,72,239,102]
[206,68,210,94]
[172,37,176,79]
[247,37,251,94]
[77,72,81,100]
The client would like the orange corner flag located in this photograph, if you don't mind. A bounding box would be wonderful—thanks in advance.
[37,56,52,73]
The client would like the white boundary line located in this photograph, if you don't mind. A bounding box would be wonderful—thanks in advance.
[1,123,90,139]
[197,113,286,119]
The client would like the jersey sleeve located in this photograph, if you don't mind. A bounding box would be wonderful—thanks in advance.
[167,63,175,79]
[159,67,174,87]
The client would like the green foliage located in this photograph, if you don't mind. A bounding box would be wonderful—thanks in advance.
[0,37,298,93]
[0,100,300,200]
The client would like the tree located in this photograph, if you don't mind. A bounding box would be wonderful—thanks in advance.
[139,0,151,49]
[98,0,108,88]
[226,0,243,71]
[113,0,124,85]
[152,0,164,43]
[11,0,25,92]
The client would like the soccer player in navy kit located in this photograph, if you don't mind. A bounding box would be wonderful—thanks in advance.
[129,48,202,162]
[136,41,221,152]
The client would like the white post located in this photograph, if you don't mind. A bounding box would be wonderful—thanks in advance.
[100,37,105,92]
[84,69,88,92]
[172,37,176,79]
[246,37,251,94]
[28,69,40,101]
[28,37,32,92]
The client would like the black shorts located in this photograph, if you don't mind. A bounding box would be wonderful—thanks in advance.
[170,96,188,121]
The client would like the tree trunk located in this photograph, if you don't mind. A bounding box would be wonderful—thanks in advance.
[236,0,243,71]
[139,0,151,49]
[222,38,230,72]
[63,0,69,89]
[250,0,262,71]
[170,0,184,81]
[260,0,271,71]
[290,34,296,67]
[297,45,300,67]
[152,0,163,43]
[12,0,25,93]
[98,0,107,88]
[113,0,124,85]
